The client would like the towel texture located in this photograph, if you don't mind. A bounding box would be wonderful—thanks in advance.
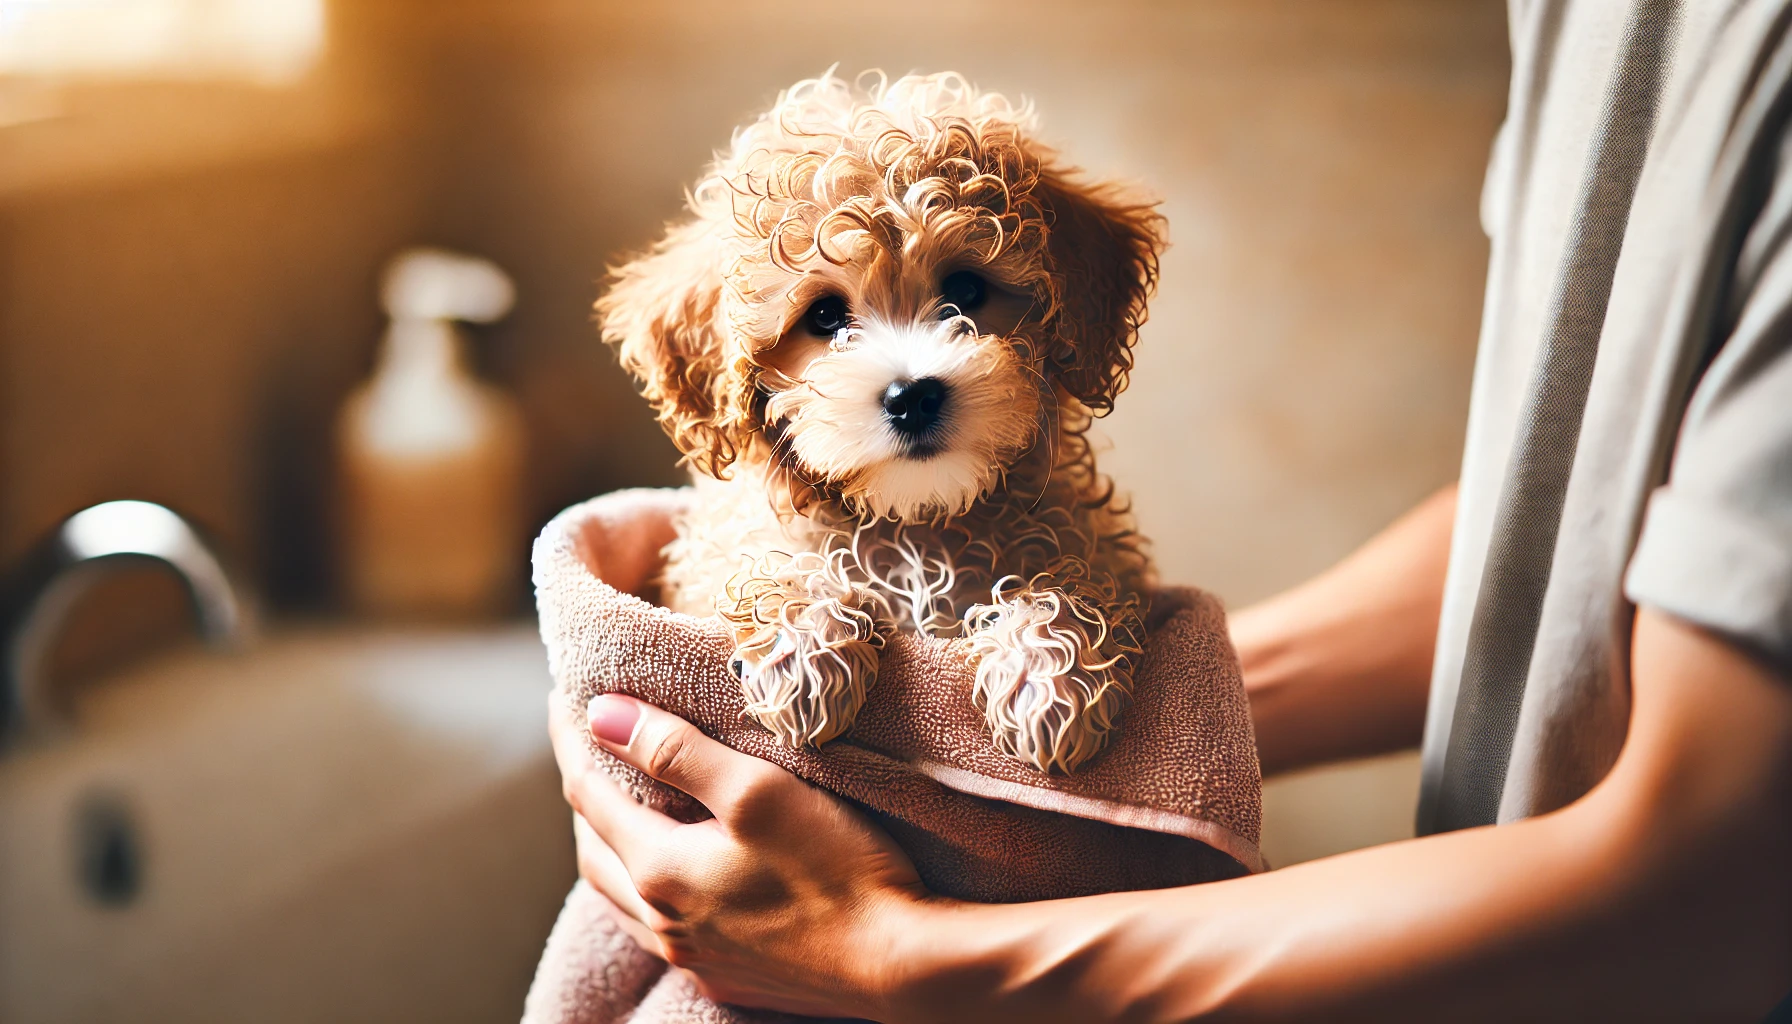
[523,488,1263,1024]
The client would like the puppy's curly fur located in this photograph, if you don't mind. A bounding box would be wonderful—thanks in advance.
[598,71,1164,773]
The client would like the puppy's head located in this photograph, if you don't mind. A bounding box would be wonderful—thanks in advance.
[599,71,1162,522]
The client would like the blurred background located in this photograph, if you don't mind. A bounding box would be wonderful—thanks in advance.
[0,1,1508,1020]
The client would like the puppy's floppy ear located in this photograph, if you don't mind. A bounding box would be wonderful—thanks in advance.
[1033,168,1165,414]
[597,218,743,476]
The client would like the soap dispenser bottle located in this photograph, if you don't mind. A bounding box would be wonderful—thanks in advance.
[337,248,526,619]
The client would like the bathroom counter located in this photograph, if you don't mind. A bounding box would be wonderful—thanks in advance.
[0,624,573,1024]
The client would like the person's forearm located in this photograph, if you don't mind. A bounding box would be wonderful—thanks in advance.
[893,802,1654,1022]
[876,612,1792,1023]
[887,811,1606,1022]
[1231,484,1456,775]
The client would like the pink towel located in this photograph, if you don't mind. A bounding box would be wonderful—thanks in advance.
[523,488,1262,1024]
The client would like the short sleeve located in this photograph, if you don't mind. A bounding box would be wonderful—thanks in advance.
[1625,134,1792,666]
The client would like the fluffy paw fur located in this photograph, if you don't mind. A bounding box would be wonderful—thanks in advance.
[964,576,1136,773]
[723,549,883,747]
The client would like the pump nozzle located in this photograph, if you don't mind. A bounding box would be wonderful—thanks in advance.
[380,248,515,324]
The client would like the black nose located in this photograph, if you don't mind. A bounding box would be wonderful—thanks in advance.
[882,377,949,437]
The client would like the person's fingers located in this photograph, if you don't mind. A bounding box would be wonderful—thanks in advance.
[587,694,789,821]
[572,813,654,924]
[553,692,679,864]
[547,688,595,781]
[589,883,665,957]
[573,815,663,954]
[565,751,678,866]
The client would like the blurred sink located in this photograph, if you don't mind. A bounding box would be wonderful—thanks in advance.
[0,625,574,1024]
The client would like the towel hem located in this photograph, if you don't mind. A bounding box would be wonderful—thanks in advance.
[888,753,1266,874]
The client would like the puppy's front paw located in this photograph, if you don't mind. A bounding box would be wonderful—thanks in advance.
[965,585,1133,774]
[731,599,879,748]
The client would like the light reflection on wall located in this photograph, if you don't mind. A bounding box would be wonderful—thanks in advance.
[0,0,324,83]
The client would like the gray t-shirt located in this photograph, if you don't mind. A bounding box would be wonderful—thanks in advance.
[1418,0,1792,833]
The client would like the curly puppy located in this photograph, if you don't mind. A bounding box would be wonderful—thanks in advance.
[598,71,1163,774]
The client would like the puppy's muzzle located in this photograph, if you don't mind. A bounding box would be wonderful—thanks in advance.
[882,376,949,455]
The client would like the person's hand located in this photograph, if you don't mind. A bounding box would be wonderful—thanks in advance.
[548,691,936,1018]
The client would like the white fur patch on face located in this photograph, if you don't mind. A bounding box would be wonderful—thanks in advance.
[765,317,1039,521]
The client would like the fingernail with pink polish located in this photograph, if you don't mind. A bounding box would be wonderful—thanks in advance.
[588,694,640,746]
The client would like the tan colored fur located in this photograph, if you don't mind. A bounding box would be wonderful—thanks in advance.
[599,71,1163,773]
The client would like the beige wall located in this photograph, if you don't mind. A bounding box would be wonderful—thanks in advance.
[0,0,1510,858]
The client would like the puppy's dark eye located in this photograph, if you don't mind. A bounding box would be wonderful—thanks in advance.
[939,270,988,317]
[802,295,851,337]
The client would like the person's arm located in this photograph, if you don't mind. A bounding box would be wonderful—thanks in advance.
[556,607,1792,1021]
[1230,484,1455,775]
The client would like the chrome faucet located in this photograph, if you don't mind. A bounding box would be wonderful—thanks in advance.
[1,501,253,742]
